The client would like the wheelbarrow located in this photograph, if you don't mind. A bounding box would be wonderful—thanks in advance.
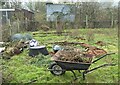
[48,53,116,80]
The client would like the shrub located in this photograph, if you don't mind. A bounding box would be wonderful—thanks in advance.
[86,29,95,42]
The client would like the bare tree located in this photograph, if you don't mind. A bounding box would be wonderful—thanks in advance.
[80,2,101,28]
[25,0,34,11]
[10,0,22,8]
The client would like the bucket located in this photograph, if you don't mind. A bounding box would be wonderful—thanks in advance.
[29,46,49,57]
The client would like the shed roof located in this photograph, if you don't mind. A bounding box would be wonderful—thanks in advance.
[0,9,15,11]
[0,8,34,14]
[15,8,34,14]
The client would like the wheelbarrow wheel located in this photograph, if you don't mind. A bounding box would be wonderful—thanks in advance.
[49,62,65,76]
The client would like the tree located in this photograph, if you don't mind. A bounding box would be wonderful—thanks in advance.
[97,2,118,28]
[10,0,22,8]
[51,4,75,34]
[80,2,100,28]
[51,11,65,35]
[25,0,34,11]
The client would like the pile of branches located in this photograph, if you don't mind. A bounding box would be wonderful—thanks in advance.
[52,42,107,63]
[49,41,83,46]
[52,48,93,63]
[50,41,107,58]
[2,40,28,59]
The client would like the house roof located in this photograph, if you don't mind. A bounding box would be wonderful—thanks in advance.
[0,8,34,14]
[0,9,15,11]
[15,8,34,14]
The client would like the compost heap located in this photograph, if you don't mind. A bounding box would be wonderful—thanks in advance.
[52,48,106,63]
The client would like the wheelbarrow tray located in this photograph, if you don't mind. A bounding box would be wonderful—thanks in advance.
[54,60,91,70]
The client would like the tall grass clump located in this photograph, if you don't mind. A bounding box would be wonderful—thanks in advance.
[86,29,95,43]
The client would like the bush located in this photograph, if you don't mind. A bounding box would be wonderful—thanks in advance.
[86,29,95,42]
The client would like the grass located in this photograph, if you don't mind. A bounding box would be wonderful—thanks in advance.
[2,28,118,83]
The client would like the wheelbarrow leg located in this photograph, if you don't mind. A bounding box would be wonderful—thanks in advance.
[82,72,86,80]
[82,63,116,80]
[78,70,81,73]
[70,70,77,80]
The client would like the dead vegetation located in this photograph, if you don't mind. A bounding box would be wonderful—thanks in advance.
[86,30,95,42]
[51,41,107,63]
[52,48,93,63]
[32,31,71,36]
[95,41,106,46]
[73,36,86,40]
[40,25,50,32]
[49,41,83,46]
[85,47,107,57]
[2,40,28,59]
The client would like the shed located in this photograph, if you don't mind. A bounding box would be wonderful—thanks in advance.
[0,8,15,42]
[0,7,34,42]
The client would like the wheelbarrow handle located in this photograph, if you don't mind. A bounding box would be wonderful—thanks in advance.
[83,63,116,74]
[92,52,115,63]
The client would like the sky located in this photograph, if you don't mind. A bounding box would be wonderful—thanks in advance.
[5,0,119,8]
[19,0,120,6]
[20,0,120,3]
[5,0,120,4]
[19,0,120,8]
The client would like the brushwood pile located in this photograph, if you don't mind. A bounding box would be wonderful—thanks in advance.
[52,46,107,63]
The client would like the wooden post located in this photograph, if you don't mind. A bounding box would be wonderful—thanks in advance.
[86,15,88,28]
[111,12,114,28]
[17,18,20,32]
[0,12,2,42]
[0,5,2,42]
[118,1,120,43]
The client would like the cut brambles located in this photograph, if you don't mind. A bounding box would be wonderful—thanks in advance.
[2,40,28,59]
[51,44,107,63]
[52,48,93,63]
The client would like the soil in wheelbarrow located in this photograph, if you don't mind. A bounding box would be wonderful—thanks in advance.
[52,48,94,63]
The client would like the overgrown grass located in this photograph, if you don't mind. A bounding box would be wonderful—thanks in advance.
[2,28,118,83]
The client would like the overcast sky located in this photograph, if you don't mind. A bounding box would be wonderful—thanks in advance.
[20,0,120,3]
[19,0,119,7]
